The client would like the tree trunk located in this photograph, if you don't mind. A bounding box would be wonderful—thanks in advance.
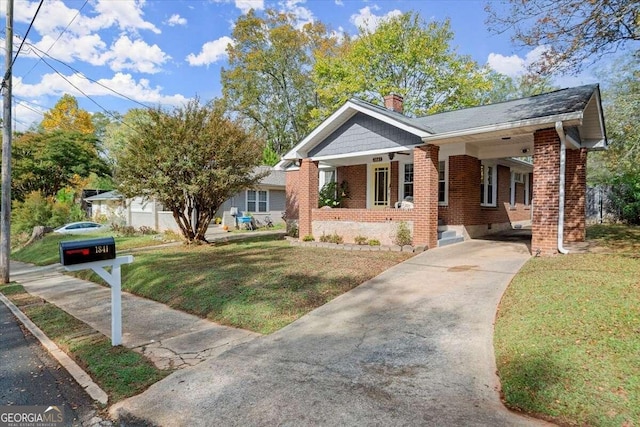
[24,226,53,247]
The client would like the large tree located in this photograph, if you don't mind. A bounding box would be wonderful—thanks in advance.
[41,94,95,134]
[221,10,337,156]
[12,130,110,201]
[486,0,639,74]
[481,71,557,104]
[115,100,264,242]
[102,109,151,169]
[588,54,640,223]
[313,12,491,118]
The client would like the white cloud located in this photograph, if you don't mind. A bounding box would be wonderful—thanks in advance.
[278,0,315,28]
[335,0,344,5]
[90,0,161,35]
[350,6,402,33]
[101,36,171,74]
[3,0,161,37]
[10,99,46,131]
[13,72,188,107]
[166,14,187,27]
[236,0,264,14]
[186,36,233,66]
[486,53,525,77]
[30,34,107,65]
[487,46,551,77]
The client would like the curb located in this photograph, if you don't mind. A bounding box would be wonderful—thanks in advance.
[0,292,109,405]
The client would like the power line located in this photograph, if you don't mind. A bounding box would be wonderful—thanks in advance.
[26,43,152,110]
[29,48,123,124]
[19,0,89,82]
[2,0,45,89]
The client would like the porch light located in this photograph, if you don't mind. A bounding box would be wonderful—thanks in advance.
[388,152,395,160]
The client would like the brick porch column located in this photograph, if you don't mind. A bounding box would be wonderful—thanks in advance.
[564,147,587,242]
[413,144,439,248]
[532,128,560,255]
[298,159,319,239]
[445,155,481,226]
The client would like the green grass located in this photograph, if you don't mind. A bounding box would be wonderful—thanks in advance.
[0,283,167,402]
[75,238,412,334]
[11,232,165,265]
[495,224,640,426]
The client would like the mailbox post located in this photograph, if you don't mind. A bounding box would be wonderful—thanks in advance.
[60,238,133,346]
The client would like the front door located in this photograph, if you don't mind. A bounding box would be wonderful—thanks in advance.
[370,163,390,209]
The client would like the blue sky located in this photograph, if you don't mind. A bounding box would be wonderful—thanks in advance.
[0,0,606,131]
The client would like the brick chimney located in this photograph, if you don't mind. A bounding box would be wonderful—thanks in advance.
[384,94,404,114]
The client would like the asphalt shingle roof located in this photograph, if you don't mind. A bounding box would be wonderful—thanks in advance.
[349,84,598,136]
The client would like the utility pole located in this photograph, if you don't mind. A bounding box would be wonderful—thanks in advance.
[1,0,13,283]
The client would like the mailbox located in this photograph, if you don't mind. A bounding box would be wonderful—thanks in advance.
[60,237,116,266]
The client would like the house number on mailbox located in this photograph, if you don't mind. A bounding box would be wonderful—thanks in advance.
[95,245,110,254]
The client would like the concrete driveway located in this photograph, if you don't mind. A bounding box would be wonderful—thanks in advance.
[111,238,550,426]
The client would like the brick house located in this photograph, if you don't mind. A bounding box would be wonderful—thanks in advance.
[276,85,607,255]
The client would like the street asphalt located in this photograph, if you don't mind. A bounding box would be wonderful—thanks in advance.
[0,301,103,426]
[109,237,553,426]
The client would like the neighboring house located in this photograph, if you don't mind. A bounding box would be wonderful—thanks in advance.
[276,85,607,255]
[84,167,286,232]
[217,166,286,229]
[84,190,126,224]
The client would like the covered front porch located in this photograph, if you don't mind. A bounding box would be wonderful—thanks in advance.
[281,85,606,255]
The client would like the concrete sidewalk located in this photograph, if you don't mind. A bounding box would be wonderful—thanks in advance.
[110,238,551,426]
[10,261,259,370]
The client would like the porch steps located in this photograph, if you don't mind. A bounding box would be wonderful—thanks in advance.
[437,225,464,247]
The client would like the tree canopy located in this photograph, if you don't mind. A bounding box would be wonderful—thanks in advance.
[41,94,95,134]
[486,0,639,74]
[11,130,110,201]
[221,10,335,156]
[313,12,491,118]
[115,99,264,242]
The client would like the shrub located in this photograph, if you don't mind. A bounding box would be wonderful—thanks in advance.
[302,234,315,242]
[354,235,368,245]
[394,221,412,246]
[607,171,640,225]
[368,239,381,246]
[320,232,343,244]
[112,224,136,237]
[138,226,157,235]
[11,190,87,234]
[287,221,299,238]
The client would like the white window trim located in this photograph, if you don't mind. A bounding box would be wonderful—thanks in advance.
[510,172,516,207]
[246,189,269,213]
[398,161,414,202]
[318,168,336,190]
[481,161,498,207]
[438,159,448,206]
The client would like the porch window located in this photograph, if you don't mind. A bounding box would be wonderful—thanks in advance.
[438,160,448,205]
[402,163,414,199]
[319,169,336,190]
[480,162,497,207]
[246,190,268,213]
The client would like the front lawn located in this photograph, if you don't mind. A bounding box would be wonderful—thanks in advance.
[11,232,168,265]
[76,238,412,334]
[495,224,640,426]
